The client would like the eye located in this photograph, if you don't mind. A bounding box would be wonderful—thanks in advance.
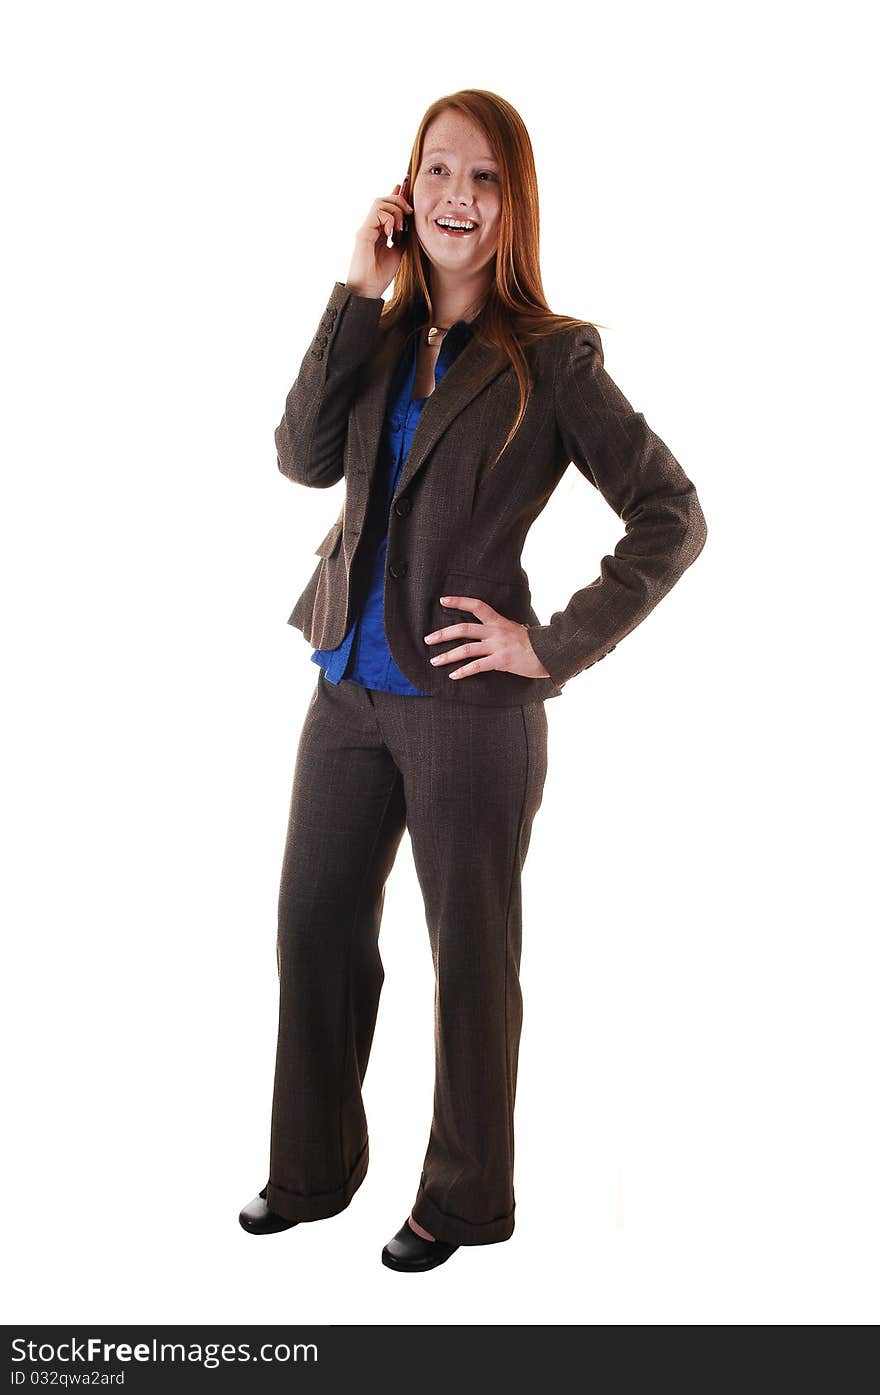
[426,165,499,181]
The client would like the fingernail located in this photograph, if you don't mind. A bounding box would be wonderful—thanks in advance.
[423,634,435,642]
[440,597,451,604]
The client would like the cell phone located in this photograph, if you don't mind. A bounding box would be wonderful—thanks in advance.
[391,174,411,247]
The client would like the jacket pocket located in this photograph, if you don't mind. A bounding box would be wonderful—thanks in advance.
[438,568,533,630]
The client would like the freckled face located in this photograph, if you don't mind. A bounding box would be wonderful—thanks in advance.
[412,113,502,274]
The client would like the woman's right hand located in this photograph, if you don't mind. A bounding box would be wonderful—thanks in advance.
[345,183,414,300]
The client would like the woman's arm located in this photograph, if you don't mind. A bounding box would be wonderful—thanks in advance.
[274,281,385,489]
[527,325,708,688]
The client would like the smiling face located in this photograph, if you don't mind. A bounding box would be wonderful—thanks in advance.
[412,110,502,280]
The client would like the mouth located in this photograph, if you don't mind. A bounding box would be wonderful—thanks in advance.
[434,218,478,237]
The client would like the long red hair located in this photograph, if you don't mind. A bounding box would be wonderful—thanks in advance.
[381,88,606,468]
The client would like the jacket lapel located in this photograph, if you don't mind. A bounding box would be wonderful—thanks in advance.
[351,317,510,505]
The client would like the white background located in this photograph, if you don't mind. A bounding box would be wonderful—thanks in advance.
[2,0,877,1326]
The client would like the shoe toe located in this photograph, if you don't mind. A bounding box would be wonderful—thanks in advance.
[381,1219,459,1271]
[238,1184,299,1234]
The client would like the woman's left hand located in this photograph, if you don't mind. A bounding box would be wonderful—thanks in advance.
[423,594,551,681]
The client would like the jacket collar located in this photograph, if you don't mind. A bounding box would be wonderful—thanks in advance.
[351,307,509,504]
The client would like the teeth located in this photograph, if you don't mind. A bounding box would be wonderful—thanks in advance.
[436,218,476,230]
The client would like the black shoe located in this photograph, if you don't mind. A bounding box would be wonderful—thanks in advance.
[381,1217,459,1272]
[239,1183,300,1234]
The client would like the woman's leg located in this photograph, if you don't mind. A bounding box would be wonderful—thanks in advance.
[371,692,549,1245]
[266,673,407,1223]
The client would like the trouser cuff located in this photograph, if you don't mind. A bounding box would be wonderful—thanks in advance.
[266,1138,369,1222]
[411,1184,515,1246]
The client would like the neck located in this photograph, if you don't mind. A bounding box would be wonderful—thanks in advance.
[425,268,492,329]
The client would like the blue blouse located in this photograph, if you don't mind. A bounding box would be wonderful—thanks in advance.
[310,312,476,695]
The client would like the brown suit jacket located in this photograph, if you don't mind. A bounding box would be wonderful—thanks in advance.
[275,281,708,707]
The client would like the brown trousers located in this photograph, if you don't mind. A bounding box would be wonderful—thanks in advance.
[265,668,548,1245]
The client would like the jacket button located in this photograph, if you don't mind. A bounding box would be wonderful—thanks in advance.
[393,496,412,516]
[312,348,324,359]
[389,560,408,579]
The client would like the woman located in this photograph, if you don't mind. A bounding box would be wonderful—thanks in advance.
[239,89,708,1271]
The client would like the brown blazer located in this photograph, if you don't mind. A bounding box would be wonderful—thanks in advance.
[275,281,708,707]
